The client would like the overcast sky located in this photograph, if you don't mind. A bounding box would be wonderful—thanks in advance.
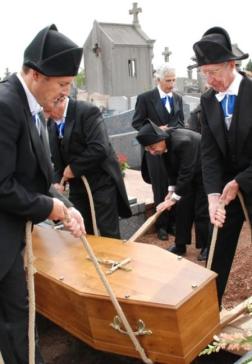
[1,0,251,78]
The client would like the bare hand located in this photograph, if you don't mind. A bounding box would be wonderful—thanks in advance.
[63,165,75,180]
[159,125,168,131]
[157,199,176,212]
[53,183,65,193]
[63,207,86,238]
[48,198,67,221]
[220,179,239,205]
[165,191,173,201]
[208,194,226,227]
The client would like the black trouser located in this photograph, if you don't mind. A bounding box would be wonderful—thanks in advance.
[210,196,246,305]
[0,251,44,364]
[175,177,210,249]
[70,180,121,239]
[146,153,174,231]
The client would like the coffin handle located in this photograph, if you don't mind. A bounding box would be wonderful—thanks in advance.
[110,315,152,336]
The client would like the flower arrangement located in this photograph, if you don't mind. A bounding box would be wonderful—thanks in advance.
[117,153,129,176]
[200,332,252,357]
[200,301,252,364]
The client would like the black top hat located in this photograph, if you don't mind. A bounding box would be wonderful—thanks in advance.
[23,24,83,76]
[189,26,248,69]
[136,119,169,147]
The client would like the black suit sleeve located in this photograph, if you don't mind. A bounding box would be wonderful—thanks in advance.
[0,101,53,222]
[132,94,149,130]
[174,137,200,196]
[69,105,110,177]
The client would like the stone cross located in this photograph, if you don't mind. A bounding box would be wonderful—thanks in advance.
[129,2,142,25]
[162,47,172,63]
[187,68,192,80]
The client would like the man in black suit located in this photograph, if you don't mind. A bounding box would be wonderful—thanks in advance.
[132,64,184,241]
[0,25,85,363]
[191,26,251,304]
[46,96,132,239]
[136,120,210,258]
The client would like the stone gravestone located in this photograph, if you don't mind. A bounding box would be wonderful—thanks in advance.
[103,109,147,239]
[182,95,200,127]
[108,96,128,113]
[104,109,141,169]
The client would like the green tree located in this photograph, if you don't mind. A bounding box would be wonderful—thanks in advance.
[245,59,252,72]
[75,68,85,89]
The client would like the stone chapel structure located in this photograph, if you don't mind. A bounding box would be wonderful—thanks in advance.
[83,3,155,97]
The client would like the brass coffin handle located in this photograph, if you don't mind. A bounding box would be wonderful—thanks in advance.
[110,315,152,336]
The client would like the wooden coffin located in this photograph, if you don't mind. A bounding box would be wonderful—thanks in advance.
[32,226,220,364]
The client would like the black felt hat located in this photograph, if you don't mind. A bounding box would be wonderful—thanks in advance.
[23,24,83,76]
[136,119,169,147]
[189,26,248,69]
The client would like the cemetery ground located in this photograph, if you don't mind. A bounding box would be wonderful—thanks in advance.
[38,220,252,364]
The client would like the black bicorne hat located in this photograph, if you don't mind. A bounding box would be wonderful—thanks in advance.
[136,119,169,147]
[189,26,249,69]
[23,24,83,76]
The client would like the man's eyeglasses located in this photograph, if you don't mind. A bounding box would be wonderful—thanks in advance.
[200,63,228,79]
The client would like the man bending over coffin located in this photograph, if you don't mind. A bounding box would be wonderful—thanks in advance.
[45,96,132,239]
[136,120,210,260]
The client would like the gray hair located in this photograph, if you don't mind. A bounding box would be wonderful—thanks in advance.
[155,63,176,80]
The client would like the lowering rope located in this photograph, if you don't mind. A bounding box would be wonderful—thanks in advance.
[60,176,100,236]
[207,191,251,269]
[63,209,153,364]
[81,175,100,236]
[25,221,36,364]
[74,232,153,364]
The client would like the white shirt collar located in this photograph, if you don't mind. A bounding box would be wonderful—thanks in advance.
[16,72,43,115]
[158,86,173,98]
[215,71,243,102]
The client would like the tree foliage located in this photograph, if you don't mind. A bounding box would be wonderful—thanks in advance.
[245,59,252,72]
[75,68,85,89]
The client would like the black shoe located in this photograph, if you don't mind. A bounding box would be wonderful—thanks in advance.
[168,244,186,255]
[157,228,168,241]
[197,248,208,261]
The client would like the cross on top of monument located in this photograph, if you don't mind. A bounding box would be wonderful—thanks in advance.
[129,2,142,25]
[162,47,172,62]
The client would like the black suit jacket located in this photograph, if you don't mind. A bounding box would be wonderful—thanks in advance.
[0,74,54,279]
[47,98,132,218]
[163,128,202,196]
[201,75,252,199]
[132,87,184,130]
[141,128,202,195]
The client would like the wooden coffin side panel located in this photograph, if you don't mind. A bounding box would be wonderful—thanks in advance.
[35,274,94,347]
[176,279,220,363]
[35,272,220,364]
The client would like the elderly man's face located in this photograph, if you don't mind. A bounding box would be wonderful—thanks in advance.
[145,140,167,155]
[158,72,176,94]
[32,71,73,108]
[200,61,236,92]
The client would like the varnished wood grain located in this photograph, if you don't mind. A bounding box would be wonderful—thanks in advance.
[33,226,220,364]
